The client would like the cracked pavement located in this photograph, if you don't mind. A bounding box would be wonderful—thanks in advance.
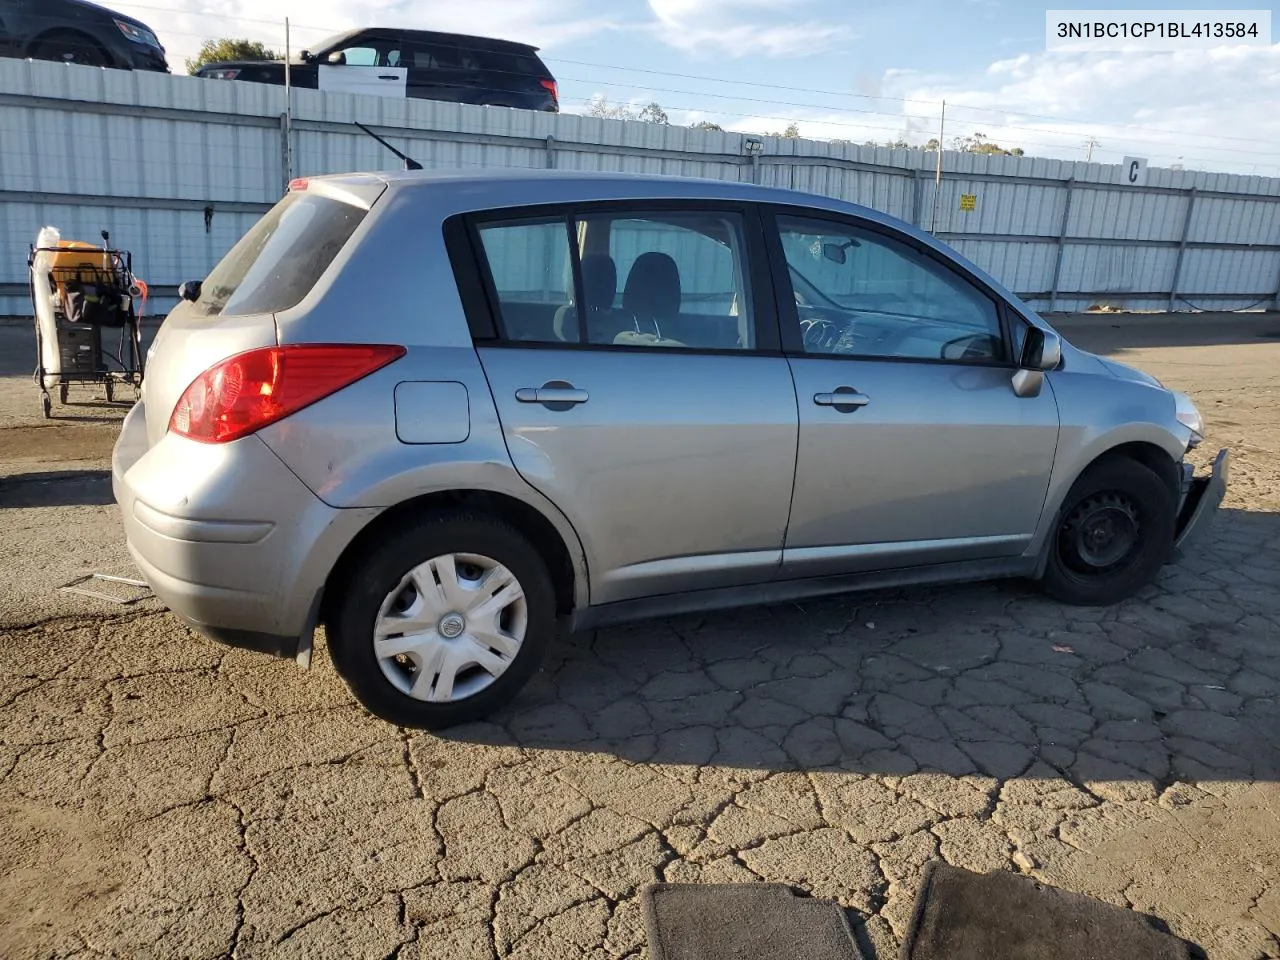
[2,316,1279,959]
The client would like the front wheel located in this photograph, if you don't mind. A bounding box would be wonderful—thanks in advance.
[327,512,556,729]
[1041,458,1176,606]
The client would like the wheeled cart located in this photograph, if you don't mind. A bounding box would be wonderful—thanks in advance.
[29,229,145,418]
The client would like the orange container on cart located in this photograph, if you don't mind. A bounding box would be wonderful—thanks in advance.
[47,242,114,309]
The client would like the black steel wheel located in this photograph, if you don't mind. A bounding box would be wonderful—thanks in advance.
[1041,457,1176,606]
[1059,491,1141,574]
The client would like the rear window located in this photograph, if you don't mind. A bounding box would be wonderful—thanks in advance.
[194,192,366,317]
[475,50,545,76]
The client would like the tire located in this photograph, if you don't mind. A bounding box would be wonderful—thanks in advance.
[34,31,109,68]
[327,511,557,729]
[59,382,69,405]
[1041,457,1176,606]
[106,380,115,402]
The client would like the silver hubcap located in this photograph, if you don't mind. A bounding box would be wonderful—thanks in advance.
[373,553,527,703]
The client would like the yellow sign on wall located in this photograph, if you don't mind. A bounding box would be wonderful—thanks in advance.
[959,194,977,212]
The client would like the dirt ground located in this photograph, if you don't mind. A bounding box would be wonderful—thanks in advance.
[1,313,1279,959]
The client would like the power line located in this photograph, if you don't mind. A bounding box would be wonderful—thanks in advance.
[546,57,1280,152]
[559,99,1279,171]
[562,74,1280,160]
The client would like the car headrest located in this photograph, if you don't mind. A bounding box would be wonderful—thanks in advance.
[623,252,681,320]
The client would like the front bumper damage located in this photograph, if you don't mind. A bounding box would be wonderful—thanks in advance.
[1172,448,1229,560]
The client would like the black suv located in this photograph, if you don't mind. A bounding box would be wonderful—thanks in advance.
[197,28,559,112]
[0,0,168,71]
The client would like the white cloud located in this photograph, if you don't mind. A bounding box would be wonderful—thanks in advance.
[888,44,1280,173]
[646,0,854,58]
[631,43,1280,176]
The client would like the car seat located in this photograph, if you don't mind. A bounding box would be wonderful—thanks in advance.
[622,252,681,339]
[553,254,626,343]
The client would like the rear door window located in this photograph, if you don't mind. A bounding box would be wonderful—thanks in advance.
[471,207,756,351]
[195,191,367,317]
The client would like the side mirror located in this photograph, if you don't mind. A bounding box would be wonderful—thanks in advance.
[299,49,312,62]
[821,242,846,265]
[1020,327,1061,371]
[1012,327,1061,398]
[178,280,201,302]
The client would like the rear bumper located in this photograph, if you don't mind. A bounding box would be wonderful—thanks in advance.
[112,402,377,658]
[126,46,170,72]
[1172,447,1229,559]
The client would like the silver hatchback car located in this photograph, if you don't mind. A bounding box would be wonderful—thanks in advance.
[113,170,1227,728]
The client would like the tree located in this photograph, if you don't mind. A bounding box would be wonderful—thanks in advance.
[585,95,635,120]
[951,132,1025,156]
[690,120,724,132]
[766,122,801,138]
[186,38,279,75]
[638,102,669,125]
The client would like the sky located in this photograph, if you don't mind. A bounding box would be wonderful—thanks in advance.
[106,0,1280,175]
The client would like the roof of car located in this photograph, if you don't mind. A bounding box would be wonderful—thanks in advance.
[311,27,541,54]
[61,0,153,28]
[368,168,878,217]
[368,167,814,193]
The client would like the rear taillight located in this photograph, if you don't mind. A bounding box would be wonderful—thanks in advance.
[169,344,405,443]
[540,78,559,104]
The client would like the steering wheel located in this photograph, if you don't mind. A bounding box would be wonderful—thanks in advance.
[801,317,843,352]
[941,333,999,362]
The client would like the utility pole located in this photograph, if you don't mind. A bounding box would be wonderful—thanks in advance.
[930,99,945,233]
[284,17,293,184]
[1083,136,1100,162]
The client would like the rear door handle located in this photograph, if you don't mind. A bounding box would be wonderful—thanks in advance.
[378,74,399,80]
[515,382,589,409]
[814,386,871,410]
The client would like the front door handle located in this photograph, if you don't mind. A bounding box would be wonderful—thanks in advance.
[814,386,871,411]
[515,381,589,410]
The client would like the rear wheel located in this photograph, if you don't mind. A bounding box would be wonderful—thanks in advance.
[34,31,110,67]
[1041,458,1176,606]
[327,512,556,729]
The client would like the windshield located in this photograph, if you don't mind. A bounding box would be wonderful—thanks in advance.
[194,192,366,317]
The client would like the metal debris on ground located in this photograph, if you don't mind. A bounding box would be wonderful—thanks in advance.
[58,572,151,604]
